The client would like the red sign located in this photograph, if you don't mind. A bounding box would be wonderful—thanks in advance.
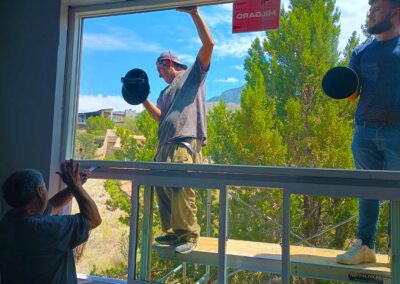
[232,0,281,33]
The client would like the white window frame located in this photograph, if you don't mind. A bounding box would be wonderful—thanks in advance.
[61,0,233,162]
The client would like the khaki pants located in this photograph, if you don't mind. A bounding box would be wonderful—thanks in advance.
[154,138,202,241]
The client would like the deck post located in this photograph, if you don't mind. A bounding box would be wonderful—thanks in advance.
[391,200,400,283]
[128,182,140,284]
[217,186,228,283]
[282,189,291,284]
[206,188,212,279]
[140,185,154,280]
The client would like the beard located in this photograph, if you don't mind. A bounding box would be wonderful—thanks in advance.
[367,12,394,34]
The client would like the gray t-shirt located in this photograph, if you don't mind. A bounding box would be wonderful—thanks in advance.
[0,206,89,284]
[157,57,208,146]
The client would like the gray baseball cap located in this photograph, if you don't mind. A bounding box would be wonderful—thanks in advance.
[156,51,188,70]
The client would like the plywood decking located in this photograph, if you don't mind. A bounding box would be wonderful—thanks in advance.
[155,237,391,283]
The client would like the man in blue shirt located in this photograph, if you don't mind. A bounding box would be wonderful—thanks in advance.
[336,0,400,265]
[0,160,102,283]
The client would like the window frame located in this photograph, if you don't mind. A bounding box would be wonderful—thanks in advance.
[62,0,233,161]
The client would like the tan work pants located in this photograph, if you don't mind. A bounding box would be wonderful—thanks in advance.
[154,138,202,241]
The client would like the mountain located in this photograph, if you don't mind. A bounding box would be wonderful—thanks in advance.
[206,86,242,112]
[207,86,242,104]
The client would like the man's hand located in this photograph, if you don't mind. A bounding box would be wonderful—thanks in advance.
[176,6,198,15]
[57,159,101,229]
[80,170,92,185]
[57,159,83,190]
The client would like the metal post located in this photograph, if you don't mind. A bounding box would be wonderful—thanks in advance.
[127,182,140,284]
[391,200,400,283]
[183,262,187,284]
[217,187,228,284]
[282,189,291,284]
[206,188,212,278]
[140,185,154,280]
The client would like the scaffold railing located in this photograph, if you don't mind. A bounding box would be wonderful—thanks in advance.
[79,160,400,284]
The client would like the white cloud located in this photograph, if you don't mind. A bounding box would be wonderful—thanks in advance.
[214,77,239,83]
[83,27,162,53]
[214,32,264,58]
[200,4,233,27]
[336,0,369,50]
[176,53,196,65]
[218,3,233,12]
[83,34,128,51]
[79,94,144,113]
[202,8,232,27]
[233,64,244,71]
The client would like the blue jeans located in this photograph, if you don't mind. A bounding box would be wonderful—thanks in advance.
[352,124,400,249]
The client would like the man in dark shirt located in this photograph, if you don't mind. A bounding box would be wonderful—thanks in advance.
[0,159,102,283]
[336,0,400,265]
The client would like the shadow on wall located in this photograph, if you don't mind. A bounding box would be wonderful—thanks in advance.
[0,196,11,219]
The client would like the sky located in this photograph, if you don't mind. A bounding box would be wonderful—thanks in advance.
[78,0,369,113]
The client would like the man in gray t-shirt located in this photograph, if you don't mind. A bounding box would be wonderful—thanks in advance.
[143,6,213,254]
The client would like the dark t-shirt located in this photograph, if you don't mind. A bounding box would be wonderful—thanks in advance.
[349,35,400,122]
[0,205,89,284]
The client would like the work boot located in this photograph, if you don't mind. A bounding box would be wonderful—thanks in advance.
[336,239,376,265]
[155,234,180,245]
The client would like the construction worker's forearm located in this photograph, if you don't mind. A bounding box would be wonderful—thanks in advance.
[143,100,161,122]
[191,10,214,51]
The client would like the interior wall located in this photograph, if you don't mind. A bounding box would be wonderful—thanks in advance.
[0,0,63,217]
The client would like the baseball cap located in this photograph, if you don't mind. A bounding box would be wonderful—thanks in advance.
[156,51,188,70]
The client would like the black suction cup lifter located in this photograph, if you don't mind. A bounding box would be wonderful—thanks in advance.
[121,68,150,105]
[322,66,359,100]
[121,77,146,84]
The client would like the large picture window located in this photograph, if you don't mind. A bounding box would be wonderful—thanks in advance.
[61,1,400,283]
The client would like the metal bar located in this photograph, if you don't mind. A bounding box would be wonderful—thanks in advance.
[227,269,242,278]
[156,264,183,283]
[183,262,187,284]
[211,269,244,284]
[206,188,212,279]
[72,0,233,18]
[127,182,140,284]
[217,187,228,284]
[78,159,400,183]
[195,272,210,284]
[78,161,400,201]
[392,201,400,283]
[206,189,212,238]
[295,200,390,245]
[139,185,154,281]
[282,189,291,284]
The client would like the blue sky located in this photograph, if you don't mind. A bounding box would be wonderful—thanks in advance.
[78,1,369,113]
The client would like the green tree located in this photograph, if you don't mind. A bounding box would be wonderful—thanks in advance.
[86,116,115,136]
[113,111,158,162]
[206,99,241,164]
[236,63,286,166]
[256,0,358,250]
[74,131,98,159]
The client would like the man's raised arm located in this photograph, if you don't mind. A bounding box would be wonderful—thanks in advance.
[178,7,214,70]
[57,160,102,230]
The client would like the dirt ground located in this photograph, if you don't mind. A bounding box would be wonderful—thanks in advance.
[72,179,130,274]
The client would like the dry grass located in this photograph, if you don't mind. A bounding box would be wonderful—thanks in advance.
[71,179,129,274]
